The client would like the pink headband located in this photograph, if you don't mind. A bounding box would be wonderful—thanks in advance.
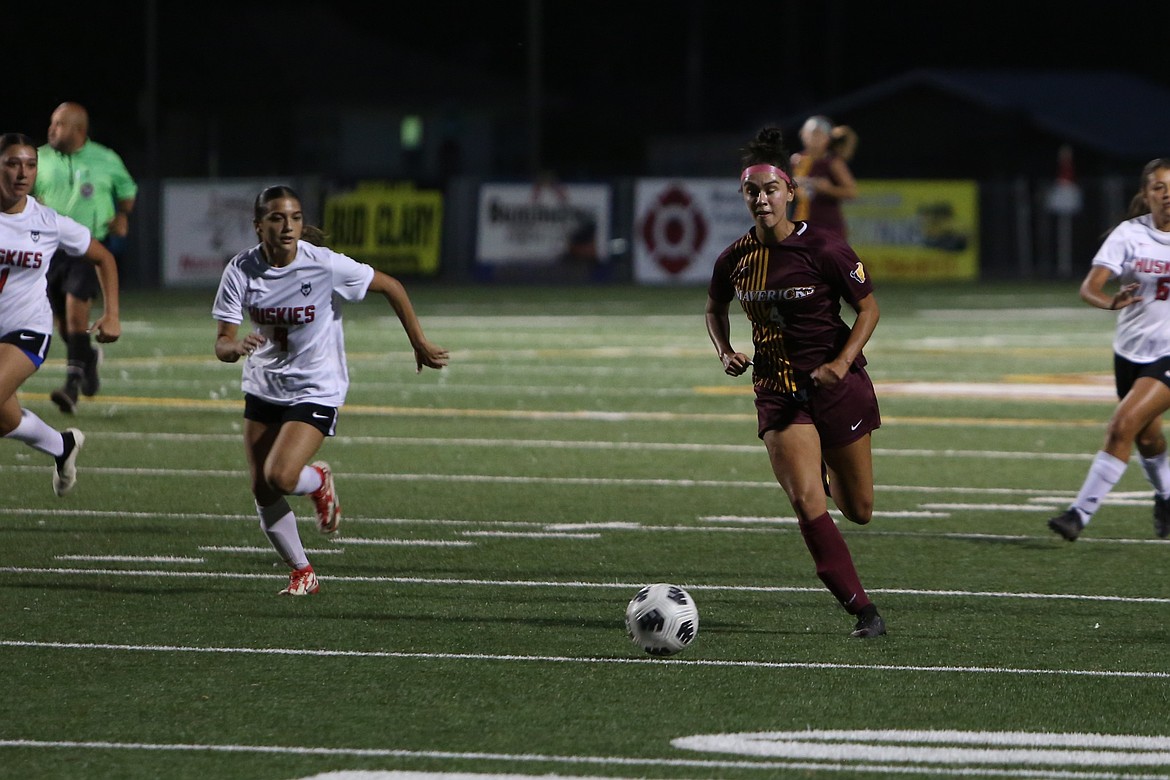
[741,164,791,185]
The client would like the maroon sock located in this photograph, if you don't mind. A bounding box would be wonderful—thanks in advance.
[798,511,871,615]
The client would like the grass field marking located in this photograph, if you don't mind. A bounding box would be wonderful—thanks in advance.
[875,381,1116,402]
[12,739,1165,780]
[3,639,1170,681]
[4,567,1169,605]
[332,538,477,547]
[199,545,344,554]
[675,729,1170,770]
[460,531,601,539]
[703,511,950,523]
[54,555,205,564]
[917,503,1058,512]
[10,393,1112,427]
[15,508,1170,545]
[698,380,1117,403]
[0,464,1090,494]
[298,774,647,780]
[2,745,1165,780]
[3,430,1110,461]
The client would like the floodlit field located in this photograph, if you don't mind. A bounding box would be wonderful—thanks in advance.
[3,281,1168,780]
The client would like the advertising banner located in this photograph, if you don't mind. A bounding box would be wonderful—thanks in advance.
[162,179,275,287]
[844,180,979,280]
[476,182,610,266]
[633,179,750,285]
[324,182,443,275]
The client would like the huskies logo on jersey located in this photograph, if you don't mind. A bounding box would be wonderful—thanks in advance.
[1133,257,1170,274]
[300,282,312,297]
[30,231,40,243]
[249,305,316,325]
[850,262,867,284]
[1,249,44,268]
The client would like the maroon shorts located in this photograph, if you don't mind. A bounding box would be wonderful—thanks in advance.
[754,365,881,449]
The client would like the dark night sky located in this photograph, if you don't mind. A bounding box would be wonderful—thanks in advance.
[7,1,1165,178]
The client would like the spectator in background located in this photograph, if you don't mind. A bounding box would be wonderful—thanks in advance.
[33,102,137,414]
[705,126,886,638]
[1048,157,1170,541]
[789,115,858,241]
[0,133,120,496]
[213,185,449,596]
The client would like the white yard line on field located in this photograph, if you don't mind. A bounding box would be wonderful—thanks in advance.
[2,567,1168,605]
[1,639,1168,681]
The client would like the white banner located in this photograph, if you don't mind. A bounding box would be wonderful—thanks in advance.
[476,182,610,265]
[162,179,278,287]
[633,178,751,285]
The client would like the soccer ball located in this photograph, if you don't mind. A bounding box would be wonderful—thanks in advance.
[625,583,699,656]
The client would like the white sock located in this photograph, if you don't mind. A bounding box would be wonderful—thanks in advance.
[292,465,323,496]
[3,409,65,457]
[1072,451,1129,524]
[257,498,309,569]
[1139,451,1170,498]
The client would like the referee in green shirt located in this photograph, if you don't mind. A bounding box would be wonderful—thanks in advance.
[34,102,137,414]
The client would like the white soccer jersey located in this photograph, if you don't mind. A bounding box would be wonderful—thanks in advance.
[0,198,91,335]
[212,241,376,406]
[1092,213,1170,362]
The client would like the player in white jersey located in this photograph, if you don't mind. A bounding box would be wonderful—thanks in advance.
[213,185,449,596]
[1048,157,1170,541]
[0,133,120,496]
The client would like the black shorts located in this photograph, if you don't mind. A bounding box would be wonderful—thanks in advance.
[244,394,338,437]
[46,251,100,315]
[1114,354,1170,398]
[755,364,881,449]
[0,329,51,367]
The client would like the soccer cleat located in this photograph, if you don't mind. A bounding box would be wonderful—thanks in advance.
[1047,508,1085,541]
[279,565,320,596]
[52,428,85,497]
[850,605,886,638]
[50,382,78,415]
[1155,494,1170,539]
[81,345,103,397]
[309,460,340,534]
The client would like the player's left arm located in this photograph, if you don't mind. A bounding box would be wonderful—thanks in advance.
[366,269,449,373]
[812,292,879,387]
[81,238,121,342]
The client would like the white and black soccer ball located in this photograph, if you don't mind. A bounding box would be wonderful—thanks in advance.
[625,583,699,656]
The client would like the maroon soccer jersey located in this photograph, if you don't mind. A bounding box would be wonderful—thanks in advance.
[707,222,873,394]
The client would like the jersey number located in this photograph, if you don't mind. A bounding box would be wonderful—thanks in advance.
[0,268,8,295]
[1157,277,1170,301]
[768,305,787,328]
[273,326,290,352]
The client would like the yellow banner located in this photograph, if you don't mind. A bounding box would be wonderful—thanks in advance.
[844,180,979,280]
[324,182,443,275]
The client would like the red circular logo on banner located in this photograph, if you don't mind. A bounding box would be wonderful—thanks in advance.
[640,186,707,275]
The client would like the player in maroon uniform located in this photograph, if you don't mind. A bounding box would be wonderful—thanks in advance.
[705,126,885,638]
[789,116,858,240]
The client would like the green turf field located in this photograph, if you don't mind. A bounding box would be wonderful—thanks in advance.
[3,281,1168,780]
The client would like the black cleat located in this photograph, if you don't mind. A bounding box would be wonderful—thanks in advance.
[50,383,78,414]
[850,605,886,638]
[1155,494,1170,539]
[1048,508,1085,541]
